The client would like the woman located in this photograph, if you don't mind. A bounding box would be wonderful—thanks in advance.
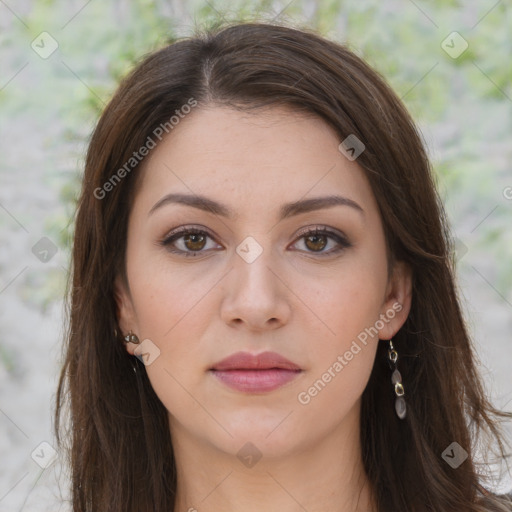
[55,21,512,511]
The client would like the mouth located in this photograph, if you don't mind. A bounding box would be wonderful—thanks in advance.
[209,351,303,393]
[210,368,302,393]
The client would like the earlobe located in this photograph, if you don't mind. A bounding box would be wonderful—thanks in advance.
[378,261,413,340]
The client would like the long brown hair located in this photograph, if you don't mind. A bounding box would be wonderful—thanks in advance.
[55,21,512,511]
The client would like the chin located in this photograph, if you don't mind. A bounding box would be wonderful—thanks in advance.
[210,410,305,459]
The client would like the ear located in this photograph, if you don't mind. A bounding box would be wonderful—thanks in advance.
[113,274,139,356]
[377,261,413,340]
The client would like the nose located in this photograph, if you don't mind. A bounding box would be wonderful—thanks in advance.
[220,241,291,332]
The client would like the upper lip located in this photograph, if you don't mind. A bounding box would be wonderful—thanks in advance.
[210,351,302,371]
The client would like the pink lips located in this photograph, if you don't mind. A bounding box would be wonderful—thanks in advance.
[209,351,302,393]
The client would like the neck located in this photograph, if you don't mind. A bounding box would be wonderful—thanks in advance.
[170,403,376,512]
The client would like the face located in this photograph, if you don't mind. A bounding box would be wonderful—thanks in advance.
[115,105,412,460]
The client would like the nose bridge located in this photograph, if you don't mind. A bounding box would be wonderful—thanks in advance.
[233,233,278,298]
[220,233,290,329]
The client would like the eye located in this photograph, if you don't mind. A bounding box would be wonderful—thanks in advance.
[160,226,221,257]
[291,226,352,256]
[159,225,351,258]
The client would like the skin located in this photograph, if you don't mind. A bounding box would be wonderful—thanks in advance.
[115,105,412,512]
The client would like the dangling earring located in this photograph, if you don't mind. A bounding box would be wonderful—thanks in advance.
[124,330,140,345]
[388,339,406,420]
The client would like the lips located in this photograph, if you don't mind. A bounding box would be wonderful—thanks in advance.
[209,351,302,393]
[210,351,301,371]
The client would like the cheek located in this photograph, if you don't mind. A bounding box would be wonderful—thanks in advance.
[126,246,216,339]
[295,343,377,443]
[303,258,387,346]
[130,275,209,424]
[125,252,215,401]
[293,255,386,414]
[294,279,381,427]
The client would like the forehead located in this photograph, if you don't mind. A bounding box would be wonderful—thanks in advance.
[133,105,379,221]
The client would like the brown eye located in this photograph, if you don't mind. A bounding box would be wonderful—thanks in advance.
[183,232,207,251]
[292,227,352,256]
[161,225,351,258]
[161,227,220,257]
[304,233,328,252]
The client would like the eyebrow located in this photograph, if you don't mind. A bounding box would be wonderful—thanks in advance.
[148,193,365,220]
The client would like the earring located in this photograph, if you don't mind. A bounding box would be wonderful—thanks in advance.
[388,339,406,420]
[124,331,141,344]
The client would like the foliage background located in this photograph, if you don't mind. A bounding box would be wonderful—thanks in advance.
[0,0,510,509]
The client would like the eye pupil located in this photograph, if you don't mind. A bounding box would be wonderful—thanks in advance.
[185,233,206,251]
[305,234,327,252]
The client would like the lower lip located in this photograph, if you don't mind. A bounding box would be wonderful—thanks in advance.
[210,369,302,392]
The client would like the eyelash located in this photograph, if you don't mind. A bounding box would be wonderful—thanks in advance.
[159,225,352,258]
